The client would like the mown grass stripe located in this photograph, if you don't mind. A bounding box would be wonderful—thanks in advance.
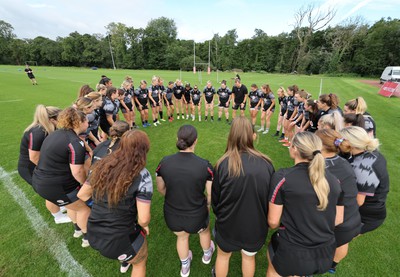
[0,167,91,277]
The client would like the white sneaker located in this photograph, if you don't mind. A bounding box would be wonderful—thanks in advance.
[160,118,166,122]
[186,115,189,119]
[177,116,180,119]
[81,239,90,248]
[54,214,72,224]
[262,129,269,134]
[192,117,195,121]
[157,121,162,125]
[73,230,83,238]
[120,262,131,273]
[199,117,201,122]
[153,122,157,126]
[202,241,215,264]
[257,128,264,132]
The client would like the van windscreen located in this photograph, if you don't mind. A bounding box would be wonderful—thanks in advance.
[393,70,400,75]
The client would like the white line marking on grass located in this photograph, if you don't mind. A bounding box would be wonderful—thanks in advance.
[0,99,23,103]
[0,167,91,277]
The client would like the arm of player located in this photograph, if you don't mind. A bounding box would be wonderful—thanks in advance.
[205,180,212,211]
[156,176,166,196]
[137,201,151,235]
[28,150,40,165]
[357,193,366,206]
[335,205,344,226]
[77,182,92,202]
[268,202,283,229]
[70,164,87,184]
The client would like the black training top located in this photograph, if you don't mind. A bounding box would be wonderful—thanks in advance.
[350,151,389,220]
[278,96,288,112]
[203,86,216,103]
[25,68,34,78]
[184,88,192,102]
[231,84,248,104]
[164,87,174,101]
[156,152,213,216]
[217,87,231,101]
[191,89,201,102]
[286,95,298,112]
[149,85,160,103]
[134,88,149,105]
[212,153,274,250]
[18,125,47,169]
[173,85,184,100]
[326,155,361,231]
[91,139,120,165]
[249,89,262,104]
[88,168,153,238]
[263,92,275,107]
[33,129,86,190]
[269,163,343,247]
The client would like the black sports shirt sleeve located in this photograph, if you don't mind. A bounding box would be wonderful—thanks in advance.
[211,165,221,214]
[269,170,285,205]
[29,127,46,151]
[155,158,164,177]
[68,140,86,165]
[206,161,214,181]
[136,168,153,203]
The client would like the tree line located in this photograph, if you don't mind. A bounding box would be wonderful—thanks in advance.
[1,13,399,76]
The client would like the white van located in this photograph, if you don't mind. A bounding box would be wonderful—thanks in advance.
[380,66,400,83]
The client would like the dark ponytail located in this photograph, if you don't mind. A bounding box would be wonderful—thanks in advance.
[176,125,197,150]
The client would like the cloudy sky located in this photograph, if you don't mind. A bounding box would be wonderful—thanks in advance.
[1,0,399,41]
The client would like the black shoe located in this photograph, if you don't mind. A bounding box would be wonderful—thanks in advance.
[273,133,280,137]
[218,118,221,121]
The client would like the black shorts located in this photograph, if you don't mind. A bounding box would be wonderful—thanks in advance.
[184,97,191,104]
[218,101,229,108]
[268,231,335,276]
[205,99,214,104]
[193,100,200,106]
[164,209,209,234]
[33,181,80,207]
[136,103,148,111]
[164,99,174,106]
[214,228,262,254]
[334,225,361,247]
[27,74,35,79]
[100,122,111,136]
[280,109,287,117]
[174,95,183,100]
[121,102,133,113]
[286,110,294,120]
[360,218,385,234]
[249,103,260,110]
[150,100,160,108]
[232,102,246,110]
[89,228,146,262]
[263,105,275,112]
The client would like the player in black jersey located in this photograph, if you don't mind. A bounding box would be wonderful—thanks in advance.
[91,121,129,165]
[183,83,193,120]
[203,81,216,121]
[316,129,362,273]
[99,87,119,137]
[85,92,103,148]
[18,105,71,224]
[231,78,248,119]
[216,80,232,123]
[120,80,136,129]
[274,87,287,138]
[288,90,309,134]
[158,78,167,122]
[173,79,185,119]
[302,99,319,133]
[134,80,151,127]
[268,132,344,276]
[191,85,202,121]
[24,64,38,85]
[149,76,162,127]
[156,125,214,277]
[32,107,93,247]
[248,84,263,127]
[257,84,275,135]
[344,97,376,138]
[212,117,274,277]
[280,85,299,147]
[339,127,389,235]
[79,130,152,276]
[163,81,175,122]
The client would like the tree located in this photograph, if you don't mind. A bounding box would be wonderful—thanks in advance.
[292,4,336,73]
[0,20,16,64]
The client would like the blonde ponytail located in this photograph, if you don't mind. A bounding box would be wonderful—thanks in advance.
[292,132,330,211]
[340,126,379,152]
[24,105,61,135]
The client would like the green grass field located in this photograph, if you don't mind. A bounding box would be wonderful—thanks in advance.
[0,65,399,277]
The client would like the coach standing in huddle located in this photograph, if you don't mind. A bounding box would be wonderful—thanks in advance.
[231,78,248,119]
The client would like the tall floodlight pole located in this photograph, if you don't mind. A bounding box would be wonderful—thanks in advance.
[108,34,116,70]
[193,41,196,74]
[208,40,211,75]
